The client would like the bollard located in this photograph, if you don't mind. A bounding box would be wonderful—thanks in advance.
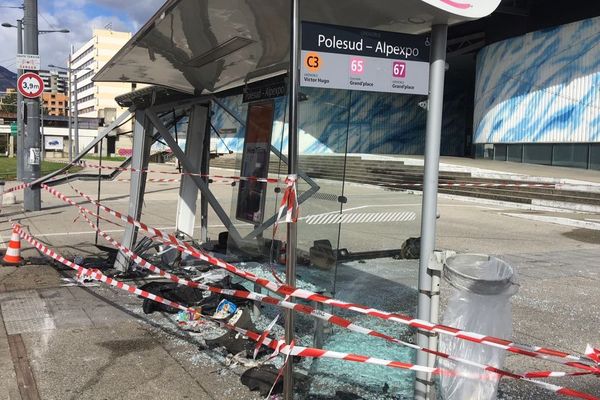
[312,299,324,349]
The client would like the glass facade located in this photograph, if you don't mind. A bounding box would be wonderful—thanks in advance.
[487,143,599,170]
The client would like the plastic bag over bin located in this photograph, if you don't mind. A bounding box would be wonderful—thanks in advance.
[438,254,518,400]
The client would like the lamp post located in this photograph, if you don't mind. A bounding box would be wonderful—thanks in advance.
[48,64,92,160]
[2,20,24,180]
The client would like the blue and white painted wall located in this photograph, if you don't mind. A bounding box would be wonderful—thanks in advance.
[212,85,467,156]
[474,16,600,144]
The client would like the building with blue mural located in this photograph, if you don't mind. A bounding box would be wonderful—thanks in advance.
[212,85,468,157]
[474,16,600,170]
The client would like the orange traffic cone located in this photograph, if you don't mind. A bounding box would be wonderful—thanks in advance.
[3,225,23,266]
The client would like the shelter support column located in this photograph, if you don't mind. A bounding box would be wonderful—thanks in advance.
[415,23,448,400]
[175,104,209,238]
[114,109,152,272]
[284,0,299,399]
[200,107,211,243]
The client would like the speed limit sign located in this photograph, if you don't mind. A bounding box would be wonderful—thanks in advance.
[17,72,45,98]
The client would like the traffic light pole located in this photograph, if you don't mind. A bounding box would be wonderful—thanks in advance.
[23,0,41,211]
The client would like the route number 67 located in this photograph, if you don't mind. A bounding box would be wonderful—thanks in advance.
[393,61,406,78]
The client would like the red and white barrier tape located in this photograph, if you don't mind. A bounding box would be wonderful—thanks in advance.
[15,225,187,311]
[3,182,31,195]
[395,182,558,188]
[76,160,282,184]
[586,345,600,364]
[73,206,596,393]
[43,184,600,374]
[15,223,600,399]
[14,224,528,386]
[117,178,181,184]
[277,175,299,224]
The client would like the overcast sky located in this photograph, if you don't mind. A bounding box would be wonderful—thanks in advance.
[0,0,165,72]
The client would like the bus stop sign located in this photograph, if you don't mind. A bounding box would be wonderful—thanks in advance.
[301,22,430,95]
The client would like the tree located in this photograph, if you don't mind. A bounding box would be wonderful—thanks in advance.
[0,92,17,113]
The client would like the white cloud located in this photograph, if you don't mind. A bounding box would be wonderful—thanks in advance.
[0,7,22,71]
[1,0,164,72]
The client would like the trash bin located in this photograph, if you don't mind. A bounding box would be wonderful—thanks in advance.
[438,254,519,400]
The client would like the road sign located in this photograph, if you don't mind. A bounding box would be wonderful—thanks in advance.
[16,54,40,71]
[17,72,44,99]
[300,22,430,95]
[10,123,17,137]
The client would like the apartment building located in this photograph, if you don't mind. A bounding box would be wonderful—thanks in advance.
[39,69,68,95]
[69,29,136,154]
[42,92,68,116]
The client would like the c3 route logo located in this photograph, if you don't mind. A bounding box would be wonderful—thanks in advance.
[304,52,321,73]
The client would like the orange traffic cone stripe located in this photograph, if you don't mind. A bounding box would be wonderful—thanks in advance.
[3,224,23,265]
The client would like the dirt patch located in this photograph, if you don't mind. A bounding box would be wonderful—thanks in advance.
[562,228,600,244]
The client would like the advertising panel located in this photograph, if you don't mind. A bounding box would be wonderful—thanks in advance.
[235,101,275,224]
[44,136,64,151]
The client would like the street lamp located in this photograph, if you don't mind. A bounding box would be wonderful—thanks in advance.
[2,20,24,180]
[48,64,93,161]
[2,20,69,181]
[39,28,70,34]
[4,22,70,34]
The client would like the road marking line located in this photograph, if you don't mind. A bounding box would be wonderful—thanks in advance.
[502,213,600,231]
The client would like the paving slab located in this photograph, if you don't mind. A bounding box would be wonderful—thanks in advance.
[23,323,219,400]
[0,307,22,400]
[0,266,63,293]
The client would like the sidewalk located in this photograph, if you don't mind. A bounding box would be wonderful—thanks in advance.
[0,265,261,400]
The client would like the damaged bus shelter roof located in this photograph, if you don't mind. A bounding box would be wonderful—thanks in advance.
[93,0,501,93]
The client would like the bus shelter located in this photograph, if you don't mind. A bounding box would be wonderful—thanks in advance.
[47,1,502,398]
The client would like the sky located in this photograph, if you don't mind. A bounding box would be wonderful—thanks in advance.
[0,0,165,72]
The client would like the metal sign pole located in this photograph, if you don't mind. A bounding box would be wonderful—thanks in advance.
[68,47,73,162]
[74,71,79,157]
[23,0,41,211]
[16,19,24,180]
[284,0,299,398]
[414,23,448,400]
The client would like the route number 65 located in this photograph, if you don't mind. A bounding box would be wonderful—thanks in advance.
[350,58,364,74]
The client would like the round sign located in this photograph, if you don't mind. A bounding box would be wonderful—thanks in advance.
[17,72,45,98]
